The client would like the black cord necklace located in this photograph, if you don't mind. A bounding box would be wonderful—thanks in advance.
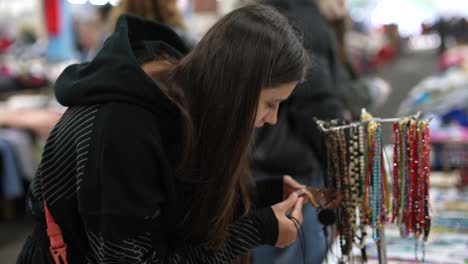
[289,216,306,264]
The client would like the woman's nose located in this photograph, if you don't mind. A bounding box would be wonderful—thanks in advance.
[265,111,278,125]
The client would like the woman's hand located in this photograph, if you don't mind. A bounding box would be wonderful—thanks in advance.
[271,192,304,248]
[283,175,305,200]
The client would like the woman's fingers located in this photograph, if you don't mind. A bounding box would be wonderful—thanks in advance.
[272,193,304,248]
[283,175,306,199]
[272,193,302,247]
[290,197,304,224]
[284,175,305,189]
[280,192,298,211]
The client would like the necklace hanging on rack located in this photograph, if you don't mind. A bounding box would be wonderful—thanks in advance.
[422,121,431,240]
[348,127,360,240]
[362,120,374,242]
[319,127,341,228]
[325,131,334,189]
[381,136,389,224]
[339,129,353,258]
[407,119,417,233]
[370,121,383,241]
[415,120,423,239]
[418,120,432,262]
[398,118,409,237]
[330,131,342,196]
[392,122,400,223]
[413,119,424,261]
[358,123,368,251]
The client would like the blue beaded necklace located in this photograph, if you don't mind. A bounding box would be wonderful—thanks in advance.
[371,123,383,241]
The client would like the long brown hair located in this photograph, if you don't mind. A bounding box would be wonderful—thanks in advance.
[151,4,309,250]
[109,0,185,30]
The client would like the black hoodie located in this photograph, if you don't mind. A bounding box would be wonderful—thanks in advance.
[19,14,277,264]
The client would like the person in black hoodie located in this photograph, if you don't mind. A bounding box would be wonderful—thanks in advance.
[17,5,310,264]
[251,0,346,263]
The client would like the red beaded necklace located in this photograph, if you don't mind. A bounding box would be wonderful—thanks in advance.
[391,121,400,223]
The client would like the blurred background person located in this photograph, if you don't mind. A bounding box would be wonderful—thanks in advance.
[323,0,391,120]
[249,0,348,263]
[73,6,110,61]
[108,0,198,49]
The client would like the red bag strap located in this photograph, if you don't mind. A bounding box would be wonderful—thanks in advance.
[44,201,68,264]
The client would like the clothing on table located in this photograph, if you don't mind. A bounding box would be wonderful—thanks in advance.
[0,138,23,199]
[0,128,38,198]
[18,14,279,264]
[0,128,36,181]
[0,75,17,92]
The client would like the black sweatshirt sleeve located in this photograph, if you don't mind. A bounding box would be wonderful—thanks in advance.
[83,209,277,263]
[155,208,278,263]
[80,104,278,263]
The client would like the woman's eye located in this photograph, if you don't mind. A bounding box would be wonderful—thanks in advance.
[267,104,277,110]
[268,102,280,110]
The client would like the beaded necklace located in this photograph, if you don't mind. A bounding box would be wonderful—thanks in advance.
[422,121,431,241]
[381,141,390,224]
[339,129,353,257]
[391,122,400,223]
[330,131,342,195]
[362,123,372,229]
[407,120,416,233]
[419,120,432,261]
[372,122,383,241]
[399,118,409,237]
[348,127,360,236]
[325,133,334,189]
[358,124,368,250]
[415,120,423,238]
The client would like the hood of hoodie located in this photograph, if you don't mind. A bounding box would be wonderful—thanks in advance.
[55,14,189,114]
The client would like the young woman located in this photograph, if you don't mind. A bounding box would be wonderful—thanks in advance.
[17,4,309,264]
